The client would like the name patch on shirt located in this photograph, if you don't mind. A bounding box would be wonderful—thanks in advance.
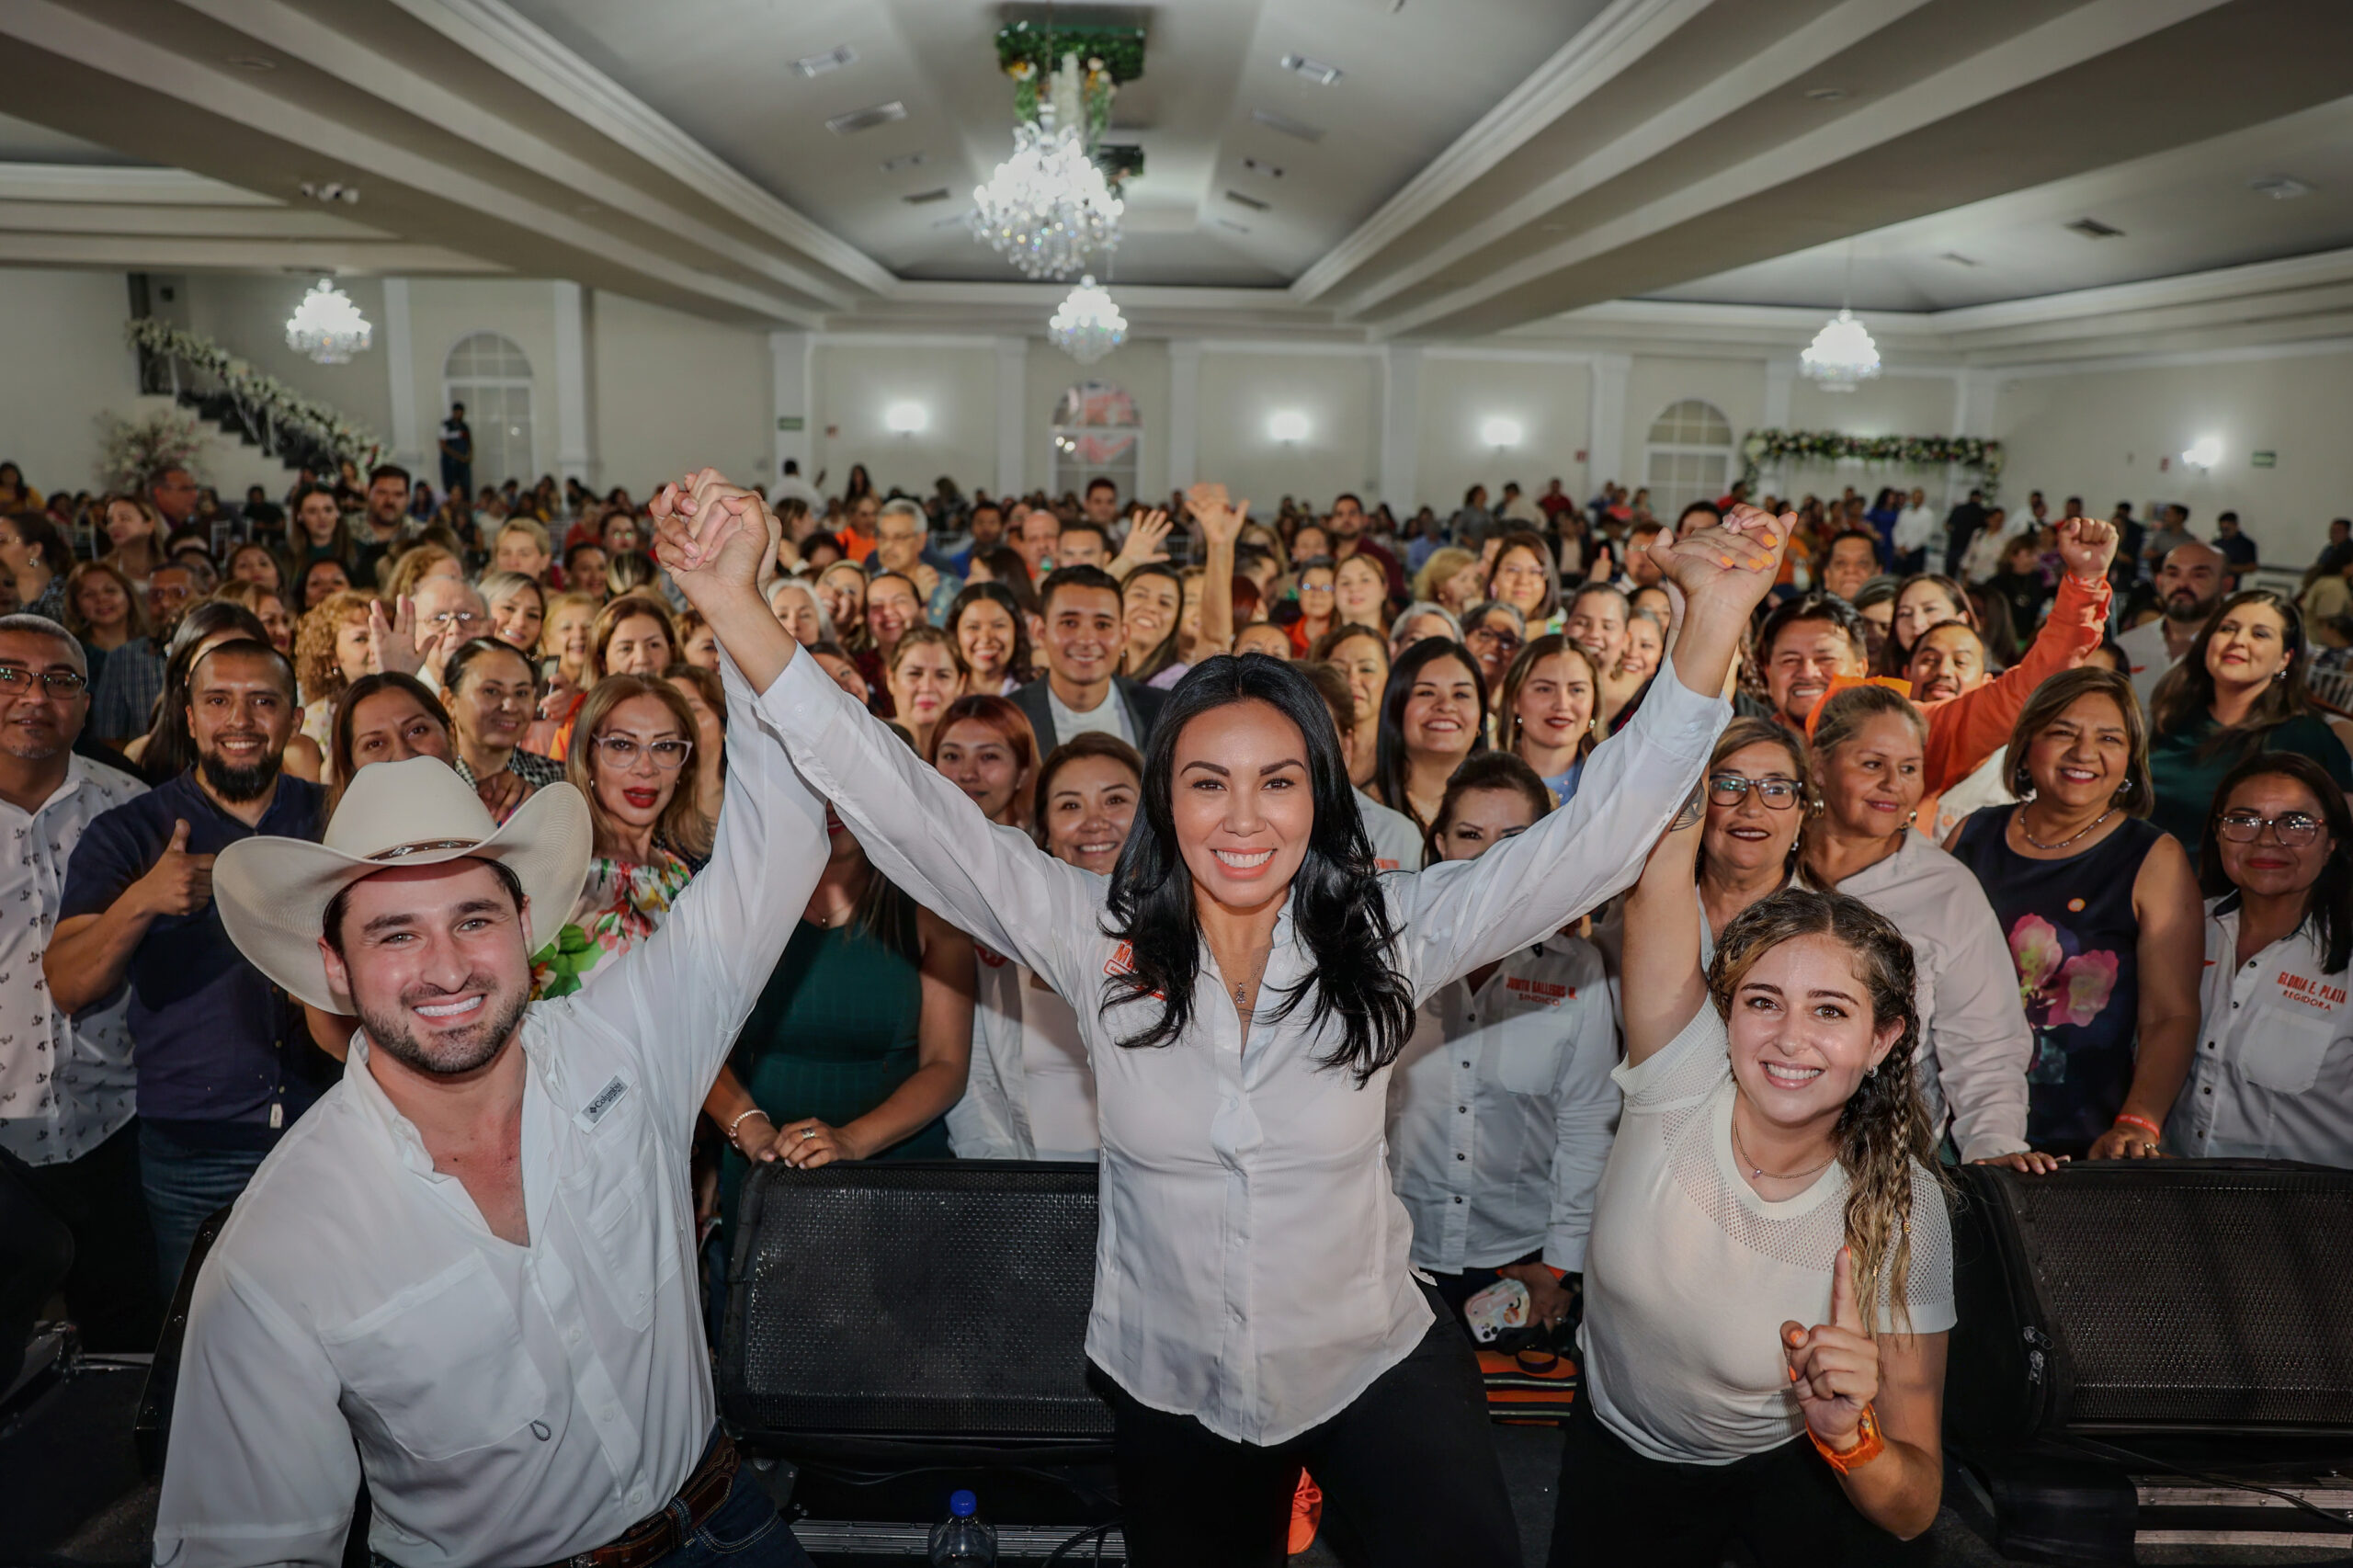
[574,1075,630,1131]
[1103,941,1164,1001]
[1504,976,1573,1006]
[2275,972,2346,1012]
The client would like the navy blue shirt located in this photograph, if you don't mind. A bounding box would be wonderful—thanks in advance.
[60,770,335,1148]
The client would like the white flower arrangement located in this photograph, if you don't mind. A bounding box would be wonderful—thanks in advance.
[95,404,210,493]
[125,316,384,472]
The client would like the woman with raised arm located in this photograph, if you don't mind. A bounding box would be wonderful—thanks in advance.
[1552,789,1953,1568]
[658,468,1783,1568]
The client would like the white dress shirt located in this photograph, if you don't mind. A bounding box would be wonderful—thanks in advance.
[1386,935,1619,1273]
[1811,833,2033,1160]
[767,648,1726,1444]
[1,754,145,1165]
[949,947,1101,1162]
[154,657,831,1568]
[1893,505,1941,557]
[2173,902,2353,1166]
[2117,616,2179,713]
[1357,788,1426,873]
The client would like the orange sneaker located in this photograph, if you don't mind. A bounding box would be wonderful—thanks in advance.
[1288,1469,1324,1555]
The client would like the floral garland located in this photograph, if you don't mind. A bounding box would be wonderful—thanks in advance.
[1740,429,2004,497]
[125,316,382,471]
[95,404,210,494]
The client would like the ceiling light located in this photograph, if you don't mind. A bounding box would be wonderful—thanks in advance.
[1280,53,1344,85]
[1800,308,1881,392]
[1481,417,1524,449]
[299,181,360,205]
[2250,176,2312,200]
[792,44,857,78]
[1048,276,1127,366]
[969,104,1124,278]
[2066,217,2125,239]
[1802,85,1848,101]
[884,402,928,435]
[1225,189,1270,211]
[2181,436,2222,470]
[826,102,907,135]
[881,151,927,174]
[1252,108,1324,142]
[1242,157,1284,179]
[902,187,950,205]
[285,278,371,365]
[1267,411,1310,444]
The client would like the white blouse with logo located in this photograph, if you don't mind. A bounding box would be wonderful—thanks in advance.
[2174,901,2353,1167]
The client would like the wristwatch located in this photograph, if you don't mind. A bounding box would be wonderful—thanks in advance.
[1810,1403,1885,1474]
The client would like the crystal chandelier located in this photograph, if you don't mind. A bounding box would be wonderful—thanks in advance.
[1800,308,1881,392]
[969,104,1123,279]
[284,278,372,364]
[1049,276,1127,364]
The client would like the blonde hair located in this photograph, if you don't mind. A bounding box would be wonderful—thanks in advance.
[294,588,378,705]
[540,589,600,665]
[567,674,711,862]
[1414,546,1476,607]
[384,543,462,603]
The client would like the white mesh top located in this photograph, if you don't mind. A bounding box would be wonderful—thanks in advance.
[1578,1005,1955,1465]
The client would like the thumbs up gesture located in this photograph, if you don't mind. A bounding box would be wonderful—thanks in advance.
[134,819,215,918]
[1780,1245,1879,1449]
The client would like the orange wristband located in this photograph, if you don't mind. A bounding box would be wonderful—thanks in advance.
[2113,1112,2162,1140]
[1809,1403,1885,1474]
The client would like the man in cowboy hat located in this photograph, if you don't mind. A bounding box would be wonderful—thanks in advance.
[154,485,828,1566]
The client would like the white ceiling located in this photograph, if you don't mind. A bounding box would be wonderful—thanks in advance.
[0,0,2347,358]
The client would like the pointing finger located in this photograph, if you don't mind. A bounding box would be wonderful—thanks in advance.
[1831,1244,1863,1333]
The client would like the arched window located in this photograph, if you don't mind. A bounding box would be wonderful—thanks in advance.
[1049,381,1141,504]
[1643,399,1734,521]
[442,333,534,489]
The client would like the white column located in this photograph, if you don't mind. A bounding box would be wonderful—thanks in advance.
[381,278,421,472]
[994,336,1029,499]
[1946,369,1992,509]
[1587,353,1631,494]
[1166,339,1201,493]
[1379,344,1423,514]
[551,280,591,484]
[769,330,813,485]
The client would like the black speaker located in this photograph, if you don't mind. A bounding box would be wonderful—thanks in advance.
[1948,1159,2353,1445]
[719,1160,1111,1446]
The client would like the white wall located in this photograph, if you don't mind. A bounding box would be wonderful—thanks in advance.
[0,268,140,493]
[591,290,769,490]
[1025,336,1172,504]
[1416,352,1590,516]
[1194,347,1379,513]
[404,278,559,486]
[816,339,1000,499]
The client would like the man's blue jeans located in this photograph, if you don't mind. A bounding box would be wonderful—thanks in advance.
[139,1124,267,1301]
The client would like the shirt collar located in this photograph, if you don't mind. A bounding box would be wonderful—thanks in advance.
[341,1014,551,1179]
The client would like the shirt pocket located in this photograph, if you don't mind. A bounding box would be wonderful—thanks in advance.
[318,1253,547,1461]
[566,1096,676,1331]
[2242,1006,2339,1096]
[1490,1000,1565,1096]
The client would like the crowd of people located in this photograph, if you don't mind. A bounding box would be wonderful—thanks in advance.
[2,442,2349,1568]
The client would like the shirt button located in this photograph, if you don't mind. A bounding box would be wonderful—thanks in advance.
[629,1485,647,1507]
[2202,1086,2212,1095]
[1458,1105,1468,1114]
[1453,1196,1464,1204]
[1456,1153,1467,1161]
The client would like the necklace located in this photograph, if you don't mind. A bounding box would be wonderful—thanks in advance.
[2018,804,2113,851]
[1732,1114,1836,1184]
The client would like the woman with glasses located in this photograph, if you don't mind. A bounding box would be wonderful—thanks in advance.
[1484,531,1561,633]
[442,637,563,812]
[530,674,708,997]
[1947,670,2202,1162]
[2176,753,2353,1166]
[1460,600,1526,700]
[2146,590,2353,858]
[1286,556,1338,656]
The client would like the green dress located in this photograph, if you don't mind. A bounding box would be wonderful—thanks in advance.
[2148,711,2353,858]
[718,914,951,1246]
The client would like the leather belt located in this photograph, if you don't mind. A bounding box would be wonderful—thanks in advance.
[540,1434,742,1568]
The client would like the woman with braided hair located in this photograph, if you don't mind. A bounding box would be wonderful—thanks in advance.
[1552,796,1954,1567]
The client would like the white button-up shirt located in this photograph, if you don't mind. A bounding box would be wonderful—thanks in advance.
[949,949,1100,1162]
[2173,901,2353,1166]
[768,649,1725,1444]
[1357,788,1425,873]
[0,753,145,1166]
[154,658,831,1568]
[1386,935,1618,1273]
[1811,832,2033,1161]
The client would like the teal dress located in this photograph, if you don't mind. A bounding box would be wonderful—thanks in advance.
[718,912,950,1247]
[2148,711,2353,858]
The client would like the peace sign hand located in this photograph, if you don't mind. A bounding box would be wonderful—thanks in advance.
[1780,1245,1880,1449]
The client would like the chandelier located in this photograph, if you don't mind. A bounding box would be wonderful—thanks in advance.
[969,102,1122,279]
[1800,308,1881,392]
[284,278,372,364]
[1049,276,1127,364]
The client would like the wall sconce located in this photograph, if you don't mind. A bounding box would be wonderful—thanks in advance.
[1267,410,1311,444]
[1481,416,1524,449]
[884,402,928,436]
[2180,435,2222,470]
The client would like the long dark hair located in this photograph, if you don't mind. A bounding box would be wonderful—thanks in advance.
[1370,638,1489,826]
[2150,589,2317,763]
[1122,561,1187,682]
[1102,653,1415,1083]
[2200,750,2353,974]
[946,580,1036,687]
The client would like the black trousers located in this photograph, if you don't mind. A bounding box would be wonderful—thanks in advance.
[9,1121,164,1353]
[1095,1287,1520,1568]
[0,1149,74,1390]
[1547,1395,1928,1568]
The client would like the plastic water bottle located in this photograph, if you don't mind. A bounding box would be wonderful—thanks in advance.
[928,1489,996,1566]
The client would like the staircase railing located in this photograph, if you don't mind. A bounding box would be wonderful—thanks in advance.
[126,317,383,476]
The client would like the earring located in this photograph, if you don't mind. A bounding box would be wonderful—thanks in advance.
[2115,778,2133,797]
[1906,810,1918,824]
[1865,1063,1878,1079]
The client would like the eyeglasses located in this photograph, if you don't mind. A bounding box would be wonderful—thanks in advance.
[426,609,485,630]
[2215,810,2324,846]
[1467,626,1522,651]
[593,734,693,771]
[0,666,88,697]
[1708,773,1802,810]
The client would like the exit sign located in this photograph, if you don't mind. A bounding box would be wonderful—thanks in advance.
[776,415,805,432]
[2252,450,2277,468]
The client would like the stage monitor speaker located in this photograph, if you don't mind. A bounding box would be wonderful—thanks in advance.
[719,1161,1110,1445]
[1948,1160,2353,1445]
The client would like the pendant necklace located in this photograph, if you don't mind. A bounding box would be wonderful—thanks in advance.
[2018,804,2113,852]
[1732,1115,1836,1183]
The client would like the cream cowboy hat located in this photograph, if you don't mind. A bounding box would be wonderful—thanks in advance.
[214,756,591,1014]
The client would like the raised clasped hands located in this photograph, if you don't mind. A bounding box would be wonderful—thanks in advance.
[1780,1245,1880,1450]
[651,468,774,608]
[1651,504,1789,619]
